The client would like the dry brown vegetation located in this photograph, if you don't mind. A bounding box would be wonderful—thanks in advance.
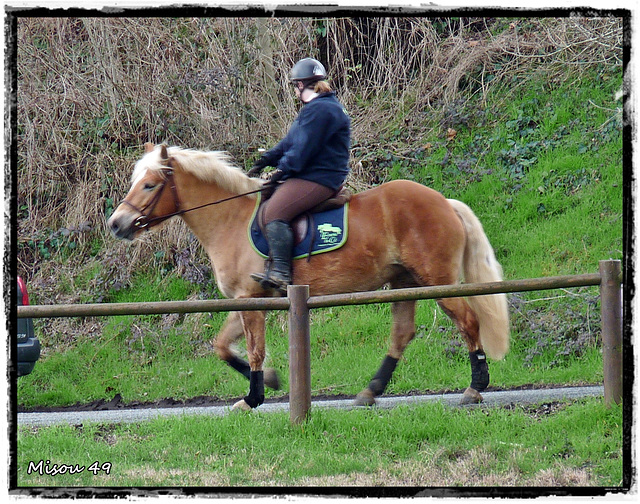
[15,16,623,282]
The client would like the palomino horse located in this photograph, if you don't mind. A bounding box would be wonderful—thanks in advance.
[108,144,510,411]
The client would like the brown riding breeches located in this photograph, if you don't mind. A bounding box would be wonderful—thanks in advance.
[263,178,335,224]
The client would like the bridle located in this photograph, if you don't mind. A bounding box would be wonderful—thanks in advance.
[120,168,180,230]
[119,167,269,231]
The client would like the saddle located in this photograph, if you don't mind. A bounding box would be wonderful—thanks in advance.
[250,185,352,260]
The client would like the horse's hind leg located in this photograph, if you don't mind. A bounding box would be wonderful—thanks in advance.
[354,300,416,407]
[436,297,489,404]
[214,311,280,391]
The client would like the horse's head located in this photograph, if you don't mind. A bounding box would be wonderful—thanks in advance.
[108,143,181,241]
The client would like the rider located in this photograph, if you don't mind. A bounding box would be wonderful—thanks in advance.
[248,57,351,293]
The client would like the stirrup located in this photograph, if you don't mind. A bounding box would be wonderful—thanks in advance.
[250,269,290,293]
[250,273,289,293]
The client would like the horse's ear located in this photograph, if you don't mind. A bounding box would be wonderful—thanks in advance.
[144,142,155,153]
[160,144,169,161]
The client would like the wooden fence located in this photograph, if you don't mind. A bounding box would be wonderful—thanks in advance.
[18,260,623,424]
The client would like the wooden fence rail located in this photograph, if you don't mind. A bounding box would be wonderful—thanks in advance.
[17,273,602,319]
[17,261,622,423]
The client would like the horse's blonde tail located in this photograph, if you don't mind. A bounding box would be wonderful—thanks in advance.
[447,199,510,360]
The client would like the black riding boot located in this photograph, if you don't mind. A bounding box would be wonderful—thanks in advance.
[251,220,293,293]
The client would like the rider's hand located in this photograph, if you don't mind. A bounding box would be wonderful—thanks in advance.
[268,170,285,184]
[246,157,269,177]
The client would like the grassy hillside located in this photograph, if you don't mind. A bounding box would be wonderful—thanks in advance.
[13,16,624,408]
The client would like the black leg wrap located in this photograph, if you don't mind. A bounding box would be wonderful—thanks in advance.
[226,355,251,380]
[469,350,490,392]
[368,355,399,396]
[243,371,265,409]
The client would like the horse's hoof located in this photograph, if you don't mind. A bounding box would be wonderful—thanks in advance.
[460,387,484,405]
[353,389,376,407]
[231,399,252,412]
[264,368,281,390]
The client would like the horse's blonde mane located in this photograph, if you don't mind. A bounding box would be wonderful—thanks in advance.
[134,146,263,197]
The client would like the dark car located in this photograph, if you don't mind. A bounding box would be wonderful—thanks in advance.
[17,276,40,377]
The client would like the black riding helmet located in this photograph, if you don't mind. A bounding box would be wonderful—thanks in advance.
[290,57,326,87]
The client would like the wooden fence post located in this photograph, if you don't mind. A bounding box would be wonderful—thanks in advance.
[599,260,622,406]
[288,285,311,424]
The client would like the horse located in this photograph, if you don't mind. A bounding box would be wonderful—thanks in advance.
[107,143,510,412]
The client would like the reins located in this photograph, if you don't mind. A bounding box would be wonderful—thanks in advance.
[142,186,269,228]
[121,168,271,231]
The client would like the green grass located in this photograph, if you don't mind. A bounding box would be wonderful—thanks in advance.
[16,398,623,487]
[402,70,623,281]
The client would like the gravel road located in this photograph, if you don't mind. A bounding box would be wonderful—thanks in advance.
[17,385,604,427]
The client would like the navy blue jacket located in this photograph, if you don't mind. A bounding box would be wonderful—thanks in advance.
[262,92,351,190]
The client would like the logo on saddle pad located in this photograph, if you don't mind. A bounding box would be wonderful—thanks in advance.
[317,223,343,245]
[249,195,348,260]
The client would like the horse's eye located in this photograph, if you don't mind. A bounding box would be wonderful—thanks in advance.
[143,182,156,191]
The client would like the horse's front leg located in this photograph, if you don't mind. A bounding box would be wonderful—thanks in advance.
[231,310,267,412]
[214,311,280,391]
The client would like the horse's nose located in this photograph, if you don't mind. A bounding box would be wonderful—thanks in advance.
[109,218,120,236]
[107,215,121,236]
[108,214,131,240]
